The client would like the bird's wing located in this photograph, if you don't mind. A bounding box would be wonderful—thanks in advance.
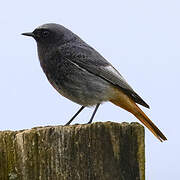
[58,43,149,108]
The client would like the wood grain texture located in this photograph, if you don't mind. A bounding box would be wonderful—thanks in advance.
[0,122,145,180]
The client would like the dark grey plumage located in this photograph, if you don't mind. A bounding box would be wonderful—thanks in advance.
[22,23,149,108]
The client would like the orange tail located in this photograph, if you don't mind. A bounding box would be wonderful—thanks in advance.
[110,89,167,142]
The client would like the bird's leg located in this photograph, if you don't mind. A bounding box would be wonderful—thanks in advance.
[65,106,85,125]
[87,104,100,124]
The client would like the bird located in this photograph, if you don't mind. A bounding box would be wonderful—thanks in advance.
[22,23,167,142]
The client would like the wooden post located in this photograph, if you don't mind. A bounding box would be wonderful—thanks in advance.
[0,122,145,180]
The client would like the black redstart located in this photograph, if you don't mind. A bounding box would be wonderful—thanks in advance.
[22,23,167,141]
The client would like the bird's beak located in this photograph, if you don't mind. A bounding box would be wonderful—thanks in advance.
[21,32,34,37]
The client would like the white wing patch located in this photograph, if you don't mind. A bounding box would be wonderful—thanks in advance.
[104,65,127,82]
[102,65,134,91]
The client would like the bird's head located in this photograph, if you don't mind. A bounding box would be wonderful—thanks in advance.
[22,23,77,46]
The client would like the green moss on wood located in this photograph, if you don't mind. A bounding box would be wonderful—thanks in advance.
[0,122,145,180]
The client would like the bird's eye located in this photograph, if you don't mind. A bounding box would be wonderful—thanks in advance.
[42,30,50,38]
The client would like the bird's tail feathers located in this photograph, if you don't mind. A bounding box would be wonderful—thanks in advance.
[110,89,167,142]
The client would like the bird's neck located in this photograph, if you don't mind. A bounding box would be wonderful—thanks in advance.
[37,44,54,64]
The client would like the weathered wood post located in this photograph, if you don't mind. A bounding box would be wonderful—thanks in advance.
[0,122,145,180]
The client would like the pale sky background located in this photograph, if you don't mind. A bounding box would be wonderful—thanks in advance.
[1,0,180,179]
